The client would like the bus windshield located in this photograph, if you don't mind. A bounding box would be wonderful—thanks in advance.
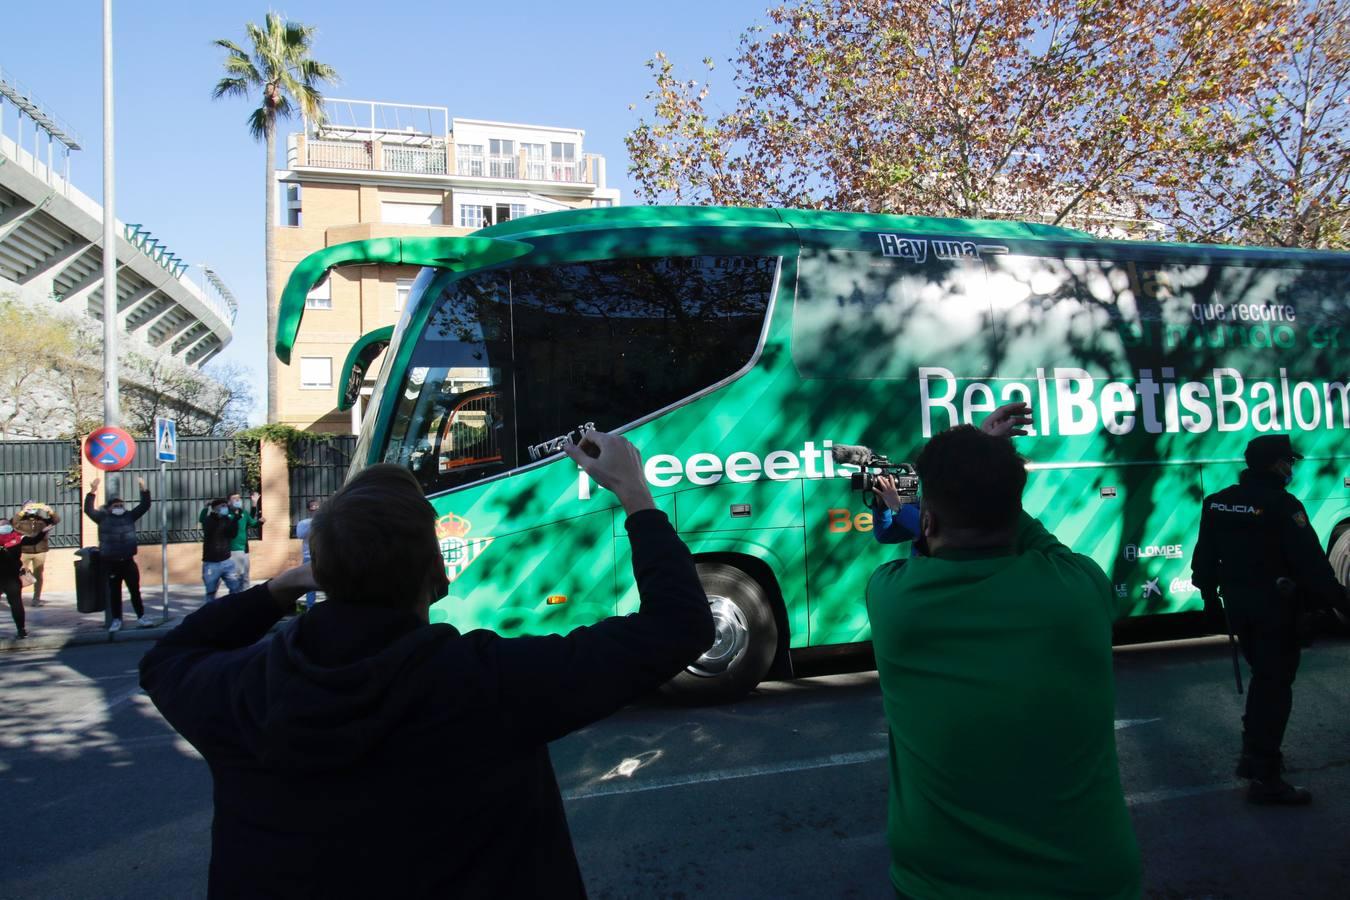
[382,254,778,493]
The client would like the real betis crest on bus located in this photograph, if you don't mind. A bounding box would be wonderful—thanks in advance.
[436,512,494,582]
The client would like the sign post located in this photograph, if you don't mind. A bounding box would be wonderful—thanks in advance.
[155,417,177,622]
[84,426,136,630]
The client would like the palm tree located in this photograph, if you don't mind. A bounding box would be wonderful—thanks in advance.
[212,14,337,423]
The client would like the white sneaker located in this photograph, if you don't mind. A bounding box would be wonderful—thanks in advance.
[137,616,156,628]
[109,618,123,633]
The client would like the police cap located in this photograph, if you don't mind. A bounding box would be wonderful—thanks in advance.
[1244,434,1304,468]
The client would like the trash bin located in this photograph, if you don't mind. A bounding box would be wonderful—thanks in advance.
[74,547,108,614]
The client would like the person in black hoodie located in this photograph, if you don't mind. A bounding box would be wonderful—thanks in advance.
[197,499,241,601]
[140,430,714,899]
[85,475,153,631]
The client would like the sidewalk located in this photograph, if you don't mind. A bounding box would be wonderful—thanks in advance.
[0,585,212,653]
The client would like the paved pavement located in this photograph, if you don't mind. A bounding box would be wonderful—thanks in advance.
[0,585,213,653]
[2,631,1348,898]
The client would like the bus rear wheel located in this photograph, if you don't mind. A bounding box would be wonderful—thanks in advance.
[661,563,778,704]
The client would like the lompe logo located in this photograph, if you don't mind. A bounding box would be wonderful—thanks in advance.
[436,513,494,583]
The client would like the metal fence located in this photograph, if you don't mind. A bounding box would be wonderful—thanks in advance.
[0,440,83,548]
[115,437,250,544]
[2,436,358,547]
[289,436,358,537]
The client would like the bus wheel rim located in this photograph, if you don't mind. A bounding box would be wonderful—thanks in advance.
[687,593,750,678]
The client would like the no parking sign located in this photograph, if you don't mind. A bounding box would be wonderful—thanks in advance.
[84,426,137,471]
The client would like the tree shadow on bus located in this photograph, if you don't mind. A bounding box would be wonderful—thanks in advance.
[774,246,1344,619]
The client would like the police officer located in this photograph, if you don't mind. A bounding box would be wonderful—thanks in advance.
[1192,434,1347,805]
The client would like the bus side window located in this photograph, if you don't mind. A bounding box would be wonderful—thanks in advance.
[791,245,993,379]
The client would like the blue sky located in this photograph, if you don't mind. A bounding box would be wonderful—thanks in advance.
[1,0,769,421]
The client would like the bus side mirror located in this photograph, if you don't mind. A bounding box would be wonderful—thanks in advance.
[339,326,395,412]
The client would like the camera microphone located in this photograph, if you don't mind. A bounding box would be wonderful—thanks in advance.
[831,443,874,467]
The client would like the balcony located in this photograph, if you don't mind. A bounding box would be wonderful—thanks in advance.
[291,135,600,186]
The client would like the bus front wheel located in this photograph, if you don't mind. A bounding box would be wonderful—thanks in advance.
[661,563,778,703]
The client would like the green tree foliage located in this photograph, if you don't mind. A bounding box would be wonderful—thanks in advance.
[628,0,1344,247]
[212,14,338,422]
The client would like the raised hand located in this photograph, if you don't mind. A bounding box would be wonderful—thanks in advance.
[981,402,1033,439]
[564,431,656,515]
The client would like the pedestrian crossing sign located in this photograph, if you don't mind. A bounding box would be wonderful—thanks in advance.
[155,417,177,462]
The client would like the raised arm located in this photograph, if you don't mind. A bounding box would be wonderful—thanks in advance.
[130,478,151,520]
[490,431,713,745]
[139,568,311,751]
[83,491,103,523]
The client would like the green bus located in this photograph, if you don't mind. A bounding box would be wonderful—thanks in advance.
[278,206,1350,700]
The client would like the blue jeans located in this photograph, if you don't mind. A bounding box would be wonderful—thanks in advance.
[202,559,242,600]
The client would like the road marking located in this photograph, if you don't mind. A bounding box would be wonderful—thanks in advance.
[566,719,1168,803]
[1115,718,1161,730]
[565,748,888,801]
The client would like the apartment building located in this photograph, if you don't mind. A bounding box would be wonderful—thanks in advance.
[272,98,620,433]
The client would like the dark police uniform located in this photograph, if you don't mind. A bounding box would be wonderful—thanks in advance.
[1191,435,1344,799]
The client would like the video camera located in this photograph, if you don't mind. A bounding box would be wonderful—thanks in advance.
[831,443,919,506]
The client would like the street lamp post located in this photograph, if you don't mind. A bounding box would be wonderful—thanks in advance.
[101,0,120,505]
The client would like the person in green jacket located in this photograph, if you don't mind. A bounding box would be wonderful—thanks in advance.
[866,403,1140,900]
[226,491,265,588]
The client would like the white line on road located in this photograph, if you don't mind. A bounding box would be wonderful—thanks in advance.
[565,719,1168,803]
[564,748,889,801]
[1115,718,1162,730]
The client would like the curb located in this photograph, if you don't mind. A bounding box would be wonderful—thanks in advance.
[0,618,180,654]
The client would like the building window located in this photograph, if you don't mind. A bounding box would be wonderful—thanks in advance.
[523,143,545,180]
[489,138,516,178]
[457,144,484,177]
[510,203,527,220]
[285,184,302,227]
[459,204,486,228]
[305,277,332,309]
[299,357,333,389]
[550,142,576,181]
[593,198,613,209]
[395,277,414,311]
[380,201,444,226]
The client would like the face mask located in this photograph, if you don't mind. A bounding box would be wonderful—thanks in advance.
[215,506,229,516]
[0,524,12,535]
[231,499,243,509]
[110,507,126,516]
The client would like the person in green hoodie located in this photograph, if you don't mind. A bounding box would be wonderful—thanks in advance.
[867,403,1140,900]
[225,491,264,587]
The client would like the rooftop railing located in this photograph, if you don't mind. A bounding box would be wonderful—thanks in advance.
[291,133,600,186]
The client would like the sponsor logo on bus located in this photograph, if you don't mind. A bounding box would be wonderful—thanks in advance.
[1170,577,1198,595]
[1124,544,1184,561]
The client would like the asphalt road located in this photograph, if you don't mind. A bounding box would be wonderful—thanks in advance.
[2,632,1348,899]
